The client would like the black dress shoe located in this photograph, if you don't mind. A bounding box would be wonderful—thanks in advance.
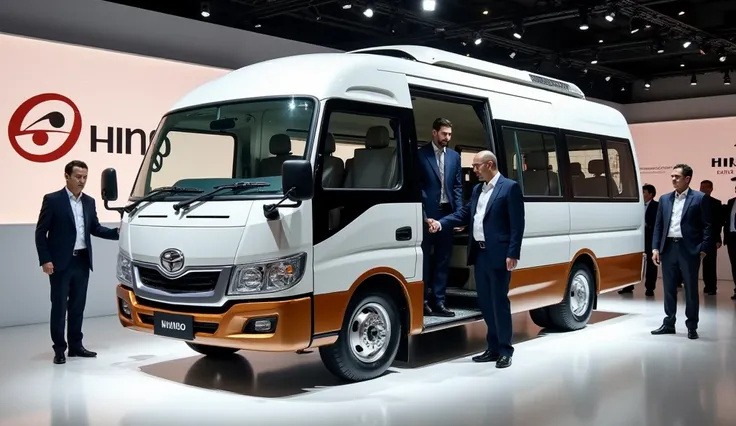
[651,325,676,335]
[472,350,500,363]
[645,290,654,297]
[688,329,699,340]
[68,347,97,358]
[496,355,512,368]
[424,302,433,316]
[432,303,455,317]
[53,353,66,364]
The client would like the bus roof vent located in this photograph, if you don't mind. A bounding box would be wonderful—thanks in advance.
[349,45,586,100]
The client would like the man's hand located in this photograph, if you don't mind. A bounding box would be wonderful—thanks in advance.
[506,258,518,271]
[700,251,706,260]
[42,262,54,275]
[428,219,440,233]
[652,250,660,266]
[716,242,722,249]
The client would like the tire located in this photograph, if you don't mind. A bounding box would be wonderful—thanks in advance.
[529,306,552,329]
[186,342,240,357]
[547,263,596,331]
[319,292,402,382]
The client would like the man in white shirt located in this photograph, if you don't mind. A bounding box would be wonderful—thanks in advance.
[650,164,712,340]
[428,150,525,368]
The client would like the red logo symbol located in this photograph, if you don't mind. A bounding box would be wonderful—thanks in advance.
[7,93,82,163]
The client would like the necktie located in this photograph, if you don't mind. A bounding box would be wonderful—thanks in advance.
[437,150,445,202]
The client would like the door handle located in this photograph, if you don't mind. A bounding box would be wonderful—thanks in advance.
[396,226,412,241]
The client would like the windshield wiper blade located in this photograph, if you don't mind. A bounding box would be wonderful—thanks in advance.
[125,186,203,213]
[173,181,271,212]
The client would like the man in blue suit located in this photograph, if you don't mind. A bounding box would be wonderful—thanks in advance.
[650,164,712,340]
[429,150,524,368]
[35,160,120,364]
[418,118,463,317]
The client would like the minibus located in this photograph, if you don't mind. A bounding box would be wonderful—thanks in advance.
[101,45,645,382]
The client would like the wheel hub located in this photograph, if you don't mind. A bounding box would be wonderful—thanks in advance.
[569,273,590,317]
[348,302,391,363]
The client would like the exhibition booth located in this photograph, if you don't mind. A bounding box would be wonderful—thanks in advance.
[2,31,736,328]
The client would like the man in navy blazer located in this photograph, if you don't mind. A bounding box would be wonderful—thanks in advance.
[429,150,524,368]
[418,118,463,317]
[650,164,712,340]
[35,160,119,364]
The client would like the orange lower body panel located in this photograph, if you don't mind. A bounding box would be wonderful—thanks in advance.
[116,285,312,352]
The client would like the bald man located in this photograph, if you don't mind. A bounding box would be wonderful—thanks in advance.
[429,150,525,368]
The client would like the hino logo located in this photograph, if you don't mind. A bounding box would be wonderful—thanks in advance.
[160,320,187,331]
[160,248,185,273]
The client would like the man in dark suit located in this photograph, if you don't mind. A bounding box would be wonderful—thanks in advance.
[651,164,712,340]
[699,180,722,295]
[620,183,659,296]
[35,160,120,364]
[721,180,736,300]
[418,118,463,317]
[429,150,524,368]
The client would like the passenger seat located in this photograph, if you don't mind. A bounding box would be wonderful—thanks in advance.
[260,134,300,176]
[344,126,398,188]
[521,151,559,196]
[321,133,345,188]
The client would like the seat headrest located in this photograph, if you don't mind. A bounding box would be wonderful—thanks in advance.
[525,151,548,171]
[570,162,582,176]
[324,133,336,154]
[588,159,605,176]
[269,134,291,155]
[366,126,390,149]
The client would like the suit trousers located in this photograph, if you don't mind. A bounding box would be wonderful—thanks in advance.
[473,245,514,357]
[702,249,718,292]
[49,250,91,353]
[727,238,736,294]
[661,239,700,330]
[422,203,453,304]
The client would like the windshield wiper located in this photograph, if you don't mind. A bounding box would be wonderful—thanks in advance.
[173,181,271,212]
[125,186,203,214]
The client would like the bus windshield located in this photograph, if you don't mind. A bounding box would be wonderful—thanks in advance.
[130,97,316,200]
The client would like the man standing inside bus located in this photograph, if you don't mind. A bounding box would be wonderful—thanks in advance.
[419,118,463,318]
[651,164,712,340]
[428,150,524,368]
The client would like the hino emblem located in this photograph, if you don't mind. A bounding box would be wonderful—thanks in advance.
[160,249,185,274]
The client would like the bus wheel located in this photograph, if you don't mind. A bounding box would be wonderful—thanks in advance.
[529,307,552,329]
[319,292,401,382]
[547,263,596,331]
[186,342,240,357]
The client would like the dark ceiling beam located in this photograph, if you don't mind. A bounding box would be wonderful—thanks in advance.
[649,64,734,79]
[231,0,340,20]
[615,0,736,55]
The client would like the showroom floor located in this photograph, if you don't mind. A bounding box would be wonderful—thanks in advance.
[0,281,735,426]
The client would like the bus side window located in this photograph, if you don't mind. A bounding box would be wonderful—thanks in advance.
[502,127,561,197]
[606,140,638,199]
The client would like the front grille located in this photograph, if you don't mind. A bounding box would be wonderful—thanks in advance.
[136,266,220,293]
[138,313,219,334]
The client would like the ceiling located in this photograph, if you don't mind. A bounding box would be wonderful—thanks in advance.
[104,0,736,103]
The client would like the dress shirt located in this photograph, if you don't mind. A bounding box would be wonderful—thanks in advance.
[472,172,500,242]
[431,142,448,204]
[667,188,688,239]
[65,187,86,250]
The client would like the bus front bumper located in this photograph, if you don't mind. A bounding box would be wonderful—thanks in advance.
[116,285,313,351]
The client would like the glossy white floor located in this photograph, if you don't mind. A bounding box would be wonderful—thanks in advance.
[1,281,735,426]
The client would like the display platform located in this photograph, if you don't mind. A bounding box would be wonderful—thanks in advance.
[1,284,735,426]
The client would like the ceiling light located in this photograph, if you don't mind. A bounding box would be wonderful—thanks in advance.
[512,20,524,39]
[509,51,517,59]
[363,7,374,18]
[605,76,611,81]
[474,36,482,45]
[341,2,352,9]
[200,2,210,18]
[679,10,685,16]
[599,39,604,44]
[579,7,589,30]
[725,72,731,85]
[422,0,436,12]
[483,9,489,15]
[629,18,642,34]
[605,11,615,22]
[683,39,692,48]
[590,53,599,64]
[644,80,651,88]
[690,74,697,85]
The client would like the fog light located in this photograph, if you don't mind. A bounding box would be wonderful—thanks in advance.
[121,300,131,317]
[243,316,277,333]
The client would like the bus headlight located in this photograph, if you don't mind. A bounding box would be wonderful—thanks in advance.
[228,253,307,295]
[117,252,133,285]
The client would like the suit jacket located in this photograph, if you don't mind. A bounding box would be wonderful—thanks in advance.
[723,197,736,246]
[652,188,712,257]
[439,174,525,269]
[35,188,119,272]
[644,200,658,253]
[418,143,463,220]
[705,194,722,245]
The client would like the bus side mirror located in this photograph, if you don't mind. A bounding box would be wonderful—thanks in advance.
[101,168,119,202]
[282,160,314,201]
